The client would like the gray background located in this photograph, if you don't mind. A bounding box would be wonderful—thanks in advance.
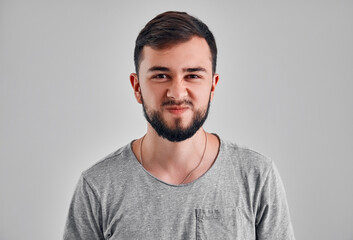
[1,0,352,239]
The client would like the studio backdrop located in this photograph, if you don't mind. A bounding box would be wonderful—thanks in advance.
[1,1,352,240]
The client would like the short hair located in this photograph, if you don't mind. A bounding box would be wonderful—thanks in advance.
[134,11,217,75]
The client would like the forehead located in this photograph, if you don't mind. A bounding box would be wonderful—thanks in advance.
[139,37,212,73]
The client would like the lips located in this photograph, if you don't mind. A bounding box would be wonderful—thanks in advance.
[165,106,189,115]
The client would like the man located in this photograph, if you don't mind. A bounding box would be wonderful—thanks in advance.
[64,11,295,239]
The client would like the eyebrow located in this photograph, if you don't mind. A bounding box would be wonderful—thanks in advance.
[147,66,207,73]
[184,67,207,73]
[148,66,170,72]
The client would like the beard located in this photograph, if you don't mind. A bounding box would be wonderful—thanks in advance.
[142,95,211,142]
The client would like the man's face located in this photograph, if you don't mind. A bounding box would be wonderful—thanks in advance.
[131,36,219,142]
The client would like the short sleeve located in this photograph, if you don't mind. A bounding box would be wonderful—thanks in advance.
[255,161,295,240]
[63,175,104,240]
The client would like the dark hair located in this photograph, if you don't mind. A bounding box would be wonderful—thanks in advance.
[134,11,217,75]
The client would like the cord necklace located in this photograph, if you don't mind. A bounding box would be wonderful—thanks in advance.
[139,130,208,185]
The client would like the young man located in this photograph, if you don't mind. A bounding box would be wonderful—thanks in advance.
[64,11,295,239]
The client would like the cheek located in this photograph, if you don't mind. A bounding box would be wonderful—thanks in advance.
[142,86,165,106]
[191,85,211,100]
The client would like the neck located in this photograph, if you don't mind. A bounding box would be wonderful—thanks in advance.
[142,124,206,171]
[132,124,220,185]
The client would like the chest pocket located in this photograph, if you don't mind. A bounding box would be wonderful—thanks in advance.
[195,208,246,240]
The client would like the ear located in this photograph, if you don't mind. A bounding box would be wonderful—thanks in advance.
[210,73,219,101]
[130,73,142,104]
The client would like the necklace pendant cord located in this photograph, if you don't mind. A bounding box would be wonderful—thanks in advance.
[139,130,208,185]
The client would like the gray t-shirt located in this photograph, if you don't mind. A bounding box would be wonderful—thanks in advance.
[64,138,295,239]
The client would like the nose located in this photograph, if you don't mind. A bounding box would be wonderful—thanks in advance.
[166,78,188,100]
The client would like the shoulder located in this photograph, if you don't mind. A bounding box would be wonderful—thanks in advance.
[80,142,136,186]
[219,139,274,178]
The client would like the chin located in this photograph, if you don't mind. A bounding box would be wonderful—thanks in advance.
[166,119,192,130]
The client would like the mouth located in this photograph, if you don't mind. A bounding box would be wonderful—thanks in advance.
[165,106,189,115]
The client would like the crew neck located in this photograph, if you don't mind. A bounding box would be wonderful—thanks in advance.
[129,134,223,188]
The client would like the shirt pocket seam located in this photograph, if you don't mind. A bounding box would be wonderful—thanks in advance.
[195,208,245,240]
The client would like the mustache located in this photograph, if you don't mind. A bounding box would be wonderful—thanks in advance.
[162,99,193,107]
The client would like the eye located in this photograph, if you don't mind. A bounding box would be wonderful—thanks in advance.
[153,74,168,79]
[186,74,201,79]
